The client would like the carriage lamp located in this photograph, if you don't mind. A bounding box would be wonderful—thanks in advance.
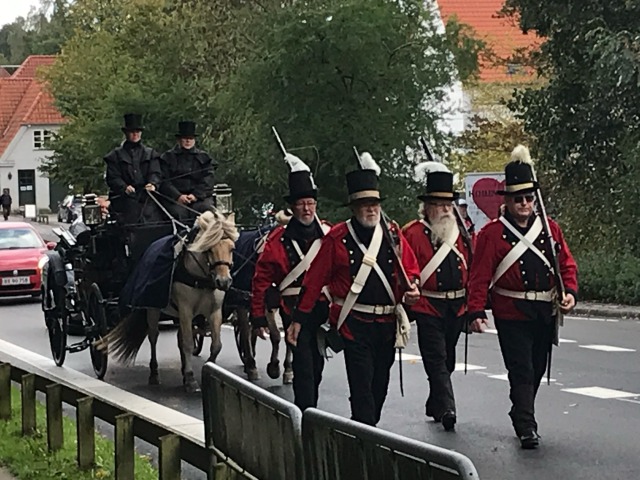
[82,193,102,227]
[213,183,233,215]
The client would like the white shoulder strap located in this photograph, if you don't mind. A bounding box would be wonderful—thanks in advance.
[278,238,323,292]
[491,216,547,287]
[418,220,465,287]
[337,222,384,330]
[346,220,395,301]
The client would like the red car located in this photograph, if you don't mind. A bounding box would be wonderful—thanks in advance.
[0,222,55,298]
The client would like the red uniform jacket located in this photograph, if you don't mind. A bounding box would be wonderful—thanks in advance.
[402,220,472,318]
[467,214,578,321]
[251,224,327,319]
[295,220,420,333]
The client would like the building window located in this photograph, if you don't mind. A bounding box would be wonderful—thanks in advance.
[33,130,53,150]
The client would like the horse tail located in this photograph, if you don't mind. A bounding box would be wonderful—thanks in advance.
[101,309,149,365]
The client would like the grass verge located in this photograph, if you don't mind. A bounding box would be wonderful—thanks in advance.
[0,387,157,479]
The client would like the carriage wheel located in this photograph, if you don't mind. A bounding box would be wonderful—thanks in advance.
[88,284,109,379]
[43,265,67,366]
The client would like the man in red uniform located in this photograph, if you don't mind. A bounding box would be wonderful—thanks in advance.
[251,154,329,411]
[292,152,421,426]
[466,145,578,449]
[403,167,472,431]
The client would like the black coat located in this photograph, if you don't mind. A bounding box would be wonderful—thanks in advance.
[0,194,11,207]
[104,141,162,197]
[159,145,216,201]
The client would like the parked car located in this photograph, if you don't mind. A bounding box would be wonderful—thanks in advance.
[0,222,54,298]
[57,195,83,223]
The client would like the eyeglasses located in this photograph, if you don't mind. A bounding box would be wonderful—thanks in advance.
[513,195,535,204]
[293,200,317,208]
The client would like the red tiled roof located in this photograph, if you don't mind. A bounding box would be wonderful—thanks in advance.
[0,68,10,78]
[10,55,57,80]
[437,0,540,82]
[0,55,64,159]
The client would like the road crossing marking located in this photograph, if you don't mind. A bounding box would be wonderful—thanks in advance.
[562,386,639,399]
[488,373,556,383]
[569,317,619,323]
[454,363,486,372]
[395,352,422,362]
[559,338,577,344]
[579,344,636,352]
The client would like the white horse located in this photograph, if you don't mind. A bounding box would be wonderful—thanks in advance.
[103,210,238,393]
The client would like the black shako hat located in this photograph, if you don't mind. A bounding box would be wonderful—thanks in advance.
[121,113,144,132]
[176,121,199,138]
[496,145,538,195]
[283,153,317,204]
[346,151,382,204]
[418,171,459,202]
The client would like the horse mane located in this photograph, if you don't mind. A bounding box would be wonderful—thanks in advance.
[188,210,239,252]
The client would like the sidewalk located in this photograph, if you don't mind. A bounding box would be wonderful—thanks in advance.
[572,301,640,320]
[0,468,17,480]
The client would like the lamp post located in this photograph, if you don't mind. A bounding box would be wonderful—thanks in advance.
[213,184,233,215]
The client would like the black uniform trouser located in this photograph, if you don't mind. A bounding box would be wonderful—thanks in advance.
[495,317,554,435]
[165,196,214,222]
[282,302,328,411]
[2,206,9,220]
[415,312,465,418]
[343,316,396,426]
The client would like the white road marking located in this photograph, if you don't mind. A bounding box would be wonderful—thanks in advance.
[567,316,619,323]
[559,338,577,344]
[579,344,636,352]
[395,352,422,362]
[484,329,498,334]
[618,398,640,405]
[488,373,556,383]
[454,363,486,372]
[562,386,639,399]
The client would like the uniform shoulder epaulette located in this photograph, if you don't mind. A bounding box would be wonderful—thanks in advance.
[265,225,286,242]
[401,219,418,232]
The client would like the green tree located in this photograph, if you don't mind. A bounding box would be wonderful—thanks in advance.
[503,0,640,251]
[217,0,484,223]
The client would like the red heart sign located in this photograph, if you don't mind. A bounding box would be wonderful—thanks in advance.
[472,178,506,219]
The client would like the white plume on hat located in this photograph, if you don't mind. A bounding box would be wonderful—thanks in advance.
[284,153,316,188]
[358,152,382,176]
[284,153,310,172]
[510,145,533,165]
[414,161,450,183]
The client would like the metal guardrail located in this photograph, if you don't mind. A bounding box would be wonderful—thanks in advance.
[302,408,479,479]
[203,362,480,480]
[202,362,305,480]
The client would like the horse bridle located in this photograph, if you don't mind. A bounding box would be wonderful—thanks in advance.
[186,249,233,280]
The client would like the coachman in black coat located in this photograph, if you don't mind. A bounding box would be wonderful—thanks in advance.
[159,121,216,221]
[104,114,163,224]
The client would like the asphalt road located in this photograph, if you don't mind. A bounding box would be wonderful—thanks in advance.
[1,294,639,480]
[3,218,640,479]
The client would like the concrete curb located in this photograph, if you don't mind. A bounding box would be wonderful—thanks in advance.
[572,303,640,320]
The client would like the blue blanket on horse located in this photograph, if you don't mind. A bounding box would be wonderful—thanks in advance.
[232,226,275,292]
[119,234,178,314]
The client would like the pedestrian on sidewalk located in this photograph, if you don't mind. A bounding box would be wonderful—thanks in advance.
[466,145,578,449]
[293,151,420,426]
[251,152,330,411]
[0,188,11,220]
[402,165,472,431]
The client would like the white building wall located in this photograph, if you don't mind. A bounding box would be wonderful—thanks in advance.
[0,124,59,211]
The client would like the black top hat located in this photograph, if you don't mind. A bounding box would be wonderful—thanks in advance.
[284,171,317,204]
[496,161,538,195]
[346,169,381,204]
[417,171,459,202]
[121,113,144,132]
[176,121,198,137]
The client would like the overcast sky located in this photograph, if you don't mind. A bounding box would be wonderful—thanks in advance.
[0,0,42,28]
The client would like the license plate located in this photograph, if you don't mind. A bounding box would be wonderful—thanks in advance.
[1,276,31,286]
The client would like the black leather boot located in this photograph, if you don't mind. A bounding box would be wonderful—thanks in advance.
[519,429,540,449]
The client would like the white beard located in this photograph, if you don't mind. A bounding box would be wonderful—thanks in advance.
[356,214,380,229]
[429,215,458,245]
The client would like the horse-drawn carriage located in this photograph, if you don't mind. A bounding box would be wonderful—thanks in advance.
[41,193,176,378]
[41,191,290,389]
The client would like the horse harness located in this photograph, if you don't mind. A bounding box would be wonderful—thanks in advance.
[173,225,233,290]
